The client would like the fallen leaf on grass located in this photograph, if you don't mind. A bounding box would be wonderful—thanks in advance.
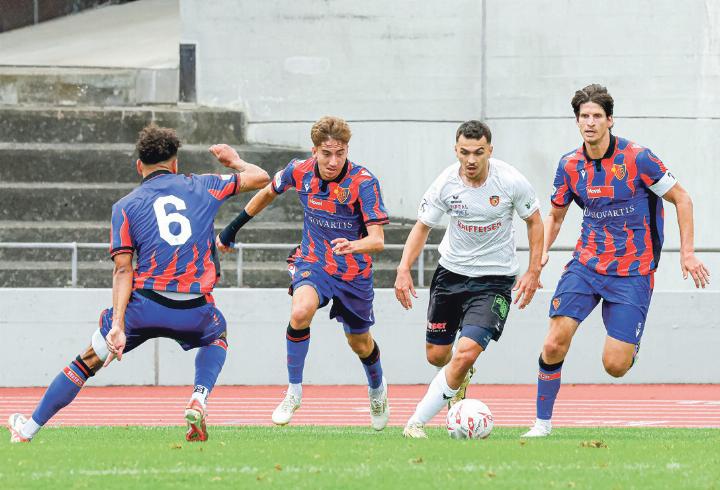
[275,464,282,471]
[580,440,607,448]
[169,443,182,449]
[486,471,496,478]
[409,457,424,464]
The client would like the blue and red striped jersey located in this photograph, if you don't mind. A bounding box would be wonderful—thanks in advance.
[551,136,677,276]
[272,157,389,281]
[110,170,239,293]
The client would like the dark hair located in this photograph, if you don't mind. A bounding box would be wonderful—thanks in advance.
[455,120,492,143]
[136,125,181,164]
[571,84,614,119]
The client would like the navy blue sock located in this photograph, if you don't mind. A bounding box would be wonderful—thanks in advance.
[536,354,563,420]
[194,339,228,395]
[32,356,92,426]
[286,325,310,384]
[360,341,383,390]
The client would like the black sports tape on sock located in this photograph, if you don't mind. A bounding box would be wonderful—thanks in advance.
[539,354,564,372]
[360,341,380,366]
[286,324,310,341]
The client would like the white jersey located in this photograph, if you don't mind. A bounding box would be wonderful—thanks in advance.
[418,158,539,277]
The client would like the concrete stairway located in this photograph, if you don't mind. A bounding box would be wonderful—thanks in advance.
[0,104,442,288]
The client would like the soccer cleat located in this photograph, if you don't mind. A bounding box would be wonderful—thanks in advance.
[369,376,390,431]
[272,393,301,426]
[521,419,552,438]
[448,366,476,409]
[403,421,427,439]
[184,399,208,442]
[7,413,31,443]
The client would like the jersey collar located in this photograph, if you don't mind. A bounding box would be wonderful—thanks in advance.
[582,134,616,163]
[314,159,350,183]
[142,169,173,183]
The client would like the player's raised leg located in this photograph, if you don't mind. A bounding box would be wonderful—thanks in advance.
[523,315,579,438]
[346,331,389,430]
[7,331,108,443]
[404,336,483,438]
[272,284,319,425]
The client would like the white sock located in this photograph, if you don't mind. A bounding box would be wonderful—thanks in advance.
[287,383,302,397]
[368,377,386,399]
[21,417,41,439]
[191,385,209,406]
[409,367,458,425]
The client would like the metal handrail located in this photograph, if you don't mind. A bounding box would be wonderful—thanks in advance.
[0,242,718,288]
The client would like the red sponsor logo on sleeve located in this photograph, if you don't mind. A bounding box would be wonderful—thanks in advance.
[586,186,615,198]
[308,197,337,213]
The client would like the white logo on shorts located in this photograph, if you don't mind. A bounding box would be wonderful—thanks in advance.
[636,322,642,338]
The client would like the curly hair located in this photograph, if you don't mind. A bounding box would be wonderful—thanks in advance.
[310,116,352,146]
[136,125,181,164]
[571,84,614,119]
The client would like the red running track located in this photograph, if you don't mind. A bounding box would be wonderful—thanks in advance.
[1,385,719,428]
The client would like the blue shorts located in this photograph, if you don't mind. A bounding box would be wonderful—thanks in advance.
[99,289,227,353]
[289,261,375,334]
[549,260,654,344]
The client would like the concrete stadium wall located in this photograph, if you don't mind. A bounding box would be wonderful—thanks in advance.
[1,288,718,387]
[180,0,720,256]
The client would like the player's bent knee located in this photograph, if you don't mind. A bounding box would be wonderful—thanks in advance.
[543,339,569,361]
[347,334,373,356]
[603,357,631,378]
[426,345,451,367]
[452,349,479,372]
[290,305,315,327]
[90,329,109,364]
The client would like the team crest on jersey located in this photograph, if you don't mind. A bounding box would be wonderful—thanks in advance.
[489,195,500,207]
[335,186,350,204]
[301,271,311,278]
[552,297,561,310]
[611,163,626,180]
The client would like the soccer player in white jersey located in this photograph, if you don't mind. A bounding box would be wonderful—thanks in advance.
[394,120,544,438]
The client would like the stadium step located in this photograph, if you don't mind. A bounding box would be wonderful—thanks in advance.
[0,66,178,107]
[0,143,304,184]
[0,221,443,263]
[0,260,440,289]
[0,106,245,144]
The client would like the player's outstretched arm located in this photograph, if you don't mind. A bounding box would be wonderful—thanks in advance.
[209,144,271,192]
[216,184,278,252]
[394,220,432,310]
[105,252,132,366]
[513,210,544,309]
[661,183,710,288]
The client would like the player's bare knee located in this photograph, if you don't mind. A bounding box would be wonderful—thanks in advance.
[289,306,314,328]
[543,338,569,362]
[602,357,630,378]
[426,345,451,367]
[347,334,373,356]
[451,348,478,373]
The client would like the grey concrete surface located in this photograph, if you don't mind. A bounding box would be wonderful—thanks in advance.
[0,0,179,68]
[1,288,717,386]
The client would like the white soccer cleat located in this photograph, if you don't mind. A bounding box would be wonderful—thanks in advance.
[184,399,208,442]
[521,419,552,438]
[7,413,31,443]
[448,366,476,408]
[369,376,390,431]
[403,420,428,439]
[272,393,301,426]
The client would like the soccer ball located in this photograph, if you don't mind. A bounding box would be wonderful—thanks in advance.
[446,399,494,439]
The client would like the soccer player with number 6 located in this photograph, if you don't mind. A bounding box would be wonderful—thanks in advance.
[6,125,269,443]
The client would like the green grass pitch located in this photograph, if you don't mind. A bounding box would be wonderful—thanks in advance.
[1,426,719,489]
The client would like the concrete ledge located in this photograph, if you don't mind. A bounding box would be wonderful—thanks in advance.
[0,288,717,386]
